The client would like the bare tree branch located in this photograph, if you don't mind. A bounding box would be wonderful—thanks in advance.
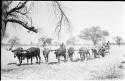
[52,1,71,40]
[1,1,37,40]
[7,19,37,33]
[7,1,27,15]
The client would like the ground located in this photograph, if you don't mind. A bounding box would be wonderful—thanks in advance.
[1,45,125,80]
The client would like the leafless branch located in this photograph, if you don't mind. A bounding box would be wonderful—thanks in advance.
[52,1,71,40]
[7,1,27,15]
[7,19,37,33]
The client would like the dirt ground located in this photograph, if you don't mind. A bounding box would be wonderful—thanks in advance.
[1,45,125,80]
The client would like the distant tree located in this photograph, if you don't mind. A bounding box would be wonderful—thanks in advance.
[39,37,52,47]
[79,26,109,45]
[30,41,34,46]
[8,36,20,50]
[113,36,123,45]
[53,41,61,46]
[66,37,77,45]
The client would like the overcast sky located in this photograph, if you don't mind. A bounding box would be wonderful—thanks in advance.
[3,1,125,44]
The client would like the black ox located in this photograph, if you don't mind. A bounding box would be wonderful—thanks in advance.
[67,47,75,61]
[12,47,24,65]
[25,47,41,64]
[92,46,109,58]
[12,47,41,65]
[54,47,67,63]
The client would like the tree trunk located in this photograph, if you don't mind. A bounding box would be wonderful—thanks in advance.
[1,12,7,41]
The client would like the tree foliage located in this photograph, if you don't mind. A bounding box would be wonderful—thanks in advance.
[66,37,77,45]
[79,26,109,45]
[39,37,52,47]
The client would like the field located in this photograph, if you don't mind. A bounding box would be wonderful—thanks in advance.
[1,45,125,80]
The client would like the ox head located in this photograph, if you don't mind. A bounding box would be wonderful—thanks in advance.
[54,50,58,55]
[11,50,17,58]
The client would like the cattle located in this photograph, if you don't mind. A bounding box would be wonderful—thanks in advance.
[91,48,100,58]
[26,47,41,64]
[67,47,74,61]
[54,47,67,63]
[11,47,24,65]
[92,46,109,58]
[43,48,50,63]
[78,47,90,61]
[98,46,107,57]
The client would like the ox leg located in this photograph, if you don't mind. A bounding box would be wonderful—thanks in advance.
[45,58,47,63]
[71,54,74,61]
[85,54,88,60]
[38,55,41,64]
[80,54,83,61]
[69,55,71,61]
[80,54,85,61]
[84,54,86,60]
[31,57,33,64]
[45,57,48,64]
[64,54,67,62]
[58,56,60,63]
[19,57,22,65]
[36,56,38,64]
[70,55,73,62]
[45,57,47,63]
[46,56,48,63]
[17,57,21,65]
[94,53,97,58]
[27,58,29,64]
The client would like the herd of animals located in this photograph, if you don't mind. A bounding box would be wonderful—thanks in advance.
[10,42,110,65]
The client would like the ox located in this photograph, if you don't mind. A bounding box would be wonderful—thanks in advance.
[67,47,74,61]
[11,47,24,65]
[43,48,50,63]
[26,47,41,64]
[54,43,67,63]
[78,47,90,61]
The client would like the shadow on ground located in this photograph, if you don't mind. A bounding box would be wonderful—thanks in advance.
[48,62,59,65]
[7,62,44,66]
[72,58,81,62]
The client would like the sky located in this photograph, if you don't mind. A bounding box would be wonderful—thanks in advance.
[2,1,125,44]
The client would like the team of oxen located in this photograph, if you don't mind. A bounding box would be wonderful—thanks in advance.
[11,43,110,65]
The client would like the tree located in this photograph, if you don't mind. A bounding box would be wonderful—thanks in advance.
[1,1,71,41]
[113,36,123,45]
[79,26,109,45]
[8,36,20,50]
[1,1,38,40]
[52,1,71,39]
[66,37,77,45]
[39,37,52,47]
[52,41,61,46]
